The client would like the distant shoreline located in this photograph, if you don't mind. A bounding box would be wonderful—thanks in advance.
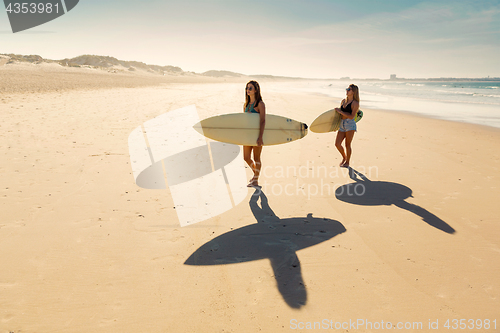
[341,77,500,82]
[1,53,498,82]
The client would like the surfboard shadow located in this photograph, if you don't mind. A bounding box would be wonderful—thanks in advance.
[184,189,346,309]
[335,168,455,234]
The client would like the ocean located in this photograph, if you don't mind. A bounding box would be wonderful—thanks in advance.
[267,80,500,129]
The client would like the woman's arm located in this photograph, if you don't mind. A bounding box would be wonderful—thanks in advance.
[336,100,357,119]
[349,101,359,120]
[257,101,266,146]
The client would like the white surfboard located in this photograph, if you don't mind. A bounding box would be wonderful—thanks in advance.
[310,109,363,133]
[193,113,308,146]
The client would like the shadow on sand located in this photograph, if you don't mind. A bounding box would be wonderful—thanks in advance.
[185,189,346,308]
[335,168,455,234]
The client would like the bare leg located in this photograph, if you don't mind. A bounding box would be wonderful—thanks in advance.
[243,146,255,185]
[251,146,263,186]
[343,130,355,168]
[244,146,262,186]
[335,131,347,166]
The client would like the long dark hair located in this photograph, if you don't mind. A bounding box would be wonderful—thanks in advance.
[245,80,263,109]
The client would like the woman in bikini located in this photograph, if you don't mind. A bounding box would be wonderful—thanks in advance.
[334,84,359,168]
[243,80,266,187]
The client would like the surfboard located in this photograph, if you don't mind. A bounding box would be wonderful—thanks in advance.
[355,110,363,122]
[310,109,363,133]
[309,109,341,133]
[193,113,308,146]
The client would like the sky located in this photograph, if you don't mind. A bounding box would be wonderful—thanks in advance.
[1,0,499,79]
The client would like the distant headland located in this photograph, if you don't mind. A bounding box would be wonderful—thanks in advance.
[1,53,499,81]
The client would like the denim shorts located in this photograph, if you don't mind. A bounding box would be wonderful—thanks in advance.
[339,118,357,132]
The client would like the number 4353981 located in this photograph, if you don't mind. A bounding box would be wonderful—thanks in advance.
[6,2,60,14]
[444,319,496,330]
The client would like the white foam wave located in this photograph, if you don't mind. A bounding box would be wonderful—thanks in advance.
[473,93,500,98]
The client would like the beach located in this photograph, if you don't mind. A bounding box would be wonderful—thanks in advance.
[1,64,499,332]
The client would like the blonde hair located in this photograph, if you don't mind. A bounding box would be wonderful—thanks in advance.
[349,84,360,102]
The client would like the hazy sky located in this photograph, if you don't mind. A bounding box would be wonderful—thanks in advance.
[1,0,499,79]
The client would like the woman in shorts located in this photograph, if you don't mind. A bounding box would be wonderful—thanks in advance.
[334,84,359,168]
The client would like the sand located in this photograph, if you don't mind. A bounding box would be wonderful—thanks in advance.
[0,64,499,332]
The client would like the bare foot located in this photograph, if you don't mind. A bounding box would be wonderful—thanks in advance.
[341,162,349,168]
[339,158,346,167]
[247,177,259,187]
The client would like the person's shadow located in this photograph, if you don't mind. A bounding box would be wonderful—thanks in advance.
[184,189,346,308]
[335,168,455,234]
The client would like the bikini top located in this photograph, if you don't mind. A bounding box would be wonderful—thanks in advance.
[341,100,353,115]
[245,102,259,113]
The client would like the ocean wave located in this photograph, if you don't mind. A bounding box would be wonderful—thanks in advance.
[362,91,500,106]
[433,89,500,97]
[398,97,499,106]
[434,89,474,95]
[473,93,500,98]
